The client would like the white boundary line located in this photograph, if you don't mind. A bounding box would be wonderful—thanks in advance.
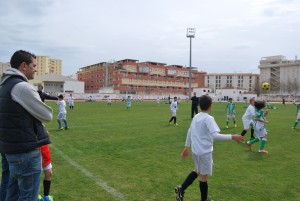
[51,145,128,201]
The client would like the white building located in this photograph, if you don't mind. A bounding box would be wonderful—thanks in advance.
[205,73,259,94]
[215,88,257,102]
[259,55,300,96]
[31,73,84,95]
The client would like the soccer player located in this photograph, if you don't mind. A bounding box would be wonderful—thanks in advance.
[68,93,74,110]
[169,97,179,125]
[246,101,269,154]
[225,98,237,128]
[175,95,243,201]
[107,96,112,106]
[126,96,132,109]
[240,98,255,140]
[156,97,160,105]
[292,102,300,129]
[57,94,69,130]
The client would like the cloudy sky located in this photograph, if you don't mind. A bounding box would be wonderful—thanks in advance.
[0,0,299,75]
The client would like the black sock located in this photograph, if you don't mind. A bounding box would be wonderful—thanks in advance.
[169,117,174,123]
[43,180,51,196]
[200,181,208,201]
[174,117,177,124]
[181,171,198,191]
[251,128,255,138]
[241,130,247,136]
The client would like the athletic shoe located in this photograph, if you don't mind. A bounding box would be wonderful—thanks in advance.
[175,185,184,201]
[250,137,255,141]
[292,127,295,129]
[234,124,237,128]
[42,195,54,201]
[226,126,229,129]
[57,127,63,131]
[64,127,69,130]
[169,122,172,125]
[259,150,268,154]
[175,123,179,126]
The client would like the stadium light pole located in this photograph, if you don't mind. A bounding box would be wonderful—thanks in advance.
[186,28,196,99]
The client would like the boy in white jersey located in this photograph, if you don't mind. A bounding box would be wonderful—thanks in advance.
[175,95,243,201]
[240,98,255,140]
[169,97,179,125]
[246,101,269,154]
[57,94,69,130]
[67,93,74,110]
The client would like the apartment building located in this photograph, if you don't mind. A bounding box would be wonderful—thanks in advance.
[77,59,207,96]
[0,62,10,75]
[205,73,260,93]
[259,55,300,95]
[36,56,62,76]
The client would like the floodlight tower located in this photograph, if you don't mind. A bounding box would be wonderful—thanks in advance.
[186,28,196,99]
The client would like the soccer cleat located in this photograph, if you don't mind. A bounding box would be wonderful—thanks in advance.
[38,195,43,201]
[234,124,237,128]
[169,122,172,125]
[57,127,63,131]
[259,150,268,154]
[42,195,54,201]
[226,126,229,129]
[64,127,69,130]
[175,123,179,126]
[175,185,184,201]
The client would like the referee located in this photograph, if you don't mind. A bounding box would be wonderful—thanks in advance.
[190,92,199,119]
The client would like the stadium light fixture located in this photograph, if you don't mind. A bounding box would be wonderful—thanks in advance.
[186,28,196,99]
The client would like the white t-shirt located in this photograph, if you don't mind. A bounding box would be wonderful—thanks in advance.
[57,100,66,113]
[68,96,74,105]
[242,104,255,121]
[185,112,231,156]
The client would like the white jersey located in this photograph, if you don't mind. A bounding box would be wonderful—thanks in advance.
[68,96,74,106]
[242,104,255,121]
[170,101,178,111]
[57,100,67,114]
[185,112,220,156]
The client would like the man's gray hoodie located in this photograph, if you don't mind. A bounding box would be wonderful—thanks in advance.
[0,68,53,122]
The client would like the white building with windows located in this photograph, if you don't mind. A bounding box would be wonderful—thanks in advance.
[205,73,260,93]
[259,55,300,96]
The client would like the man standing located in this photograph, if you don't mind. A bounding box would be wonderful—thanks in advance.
[37,84,58,102]
[191,92,199,119]
[0,50,53,201]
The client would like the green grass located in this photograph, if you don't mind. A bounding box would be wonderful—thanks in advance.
[3,100,300,200]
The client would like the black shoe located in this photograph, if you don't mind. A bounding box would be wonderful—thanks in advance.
[175,185,184,201]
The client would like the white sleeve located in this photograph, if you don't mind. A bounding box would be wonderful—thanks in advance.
[185,127,192,147]
[11,82,53,122]
[211,132,232,141]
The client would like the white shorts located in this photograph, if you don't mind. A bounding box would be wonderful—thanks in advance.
[297,112,300,120]
[171,110,177,117]
[227,114,235,119]
[43,163,52,171]
[57,112,66,120]
[242,118,253,130]
[192,152,213,176]
[254,127,267,138]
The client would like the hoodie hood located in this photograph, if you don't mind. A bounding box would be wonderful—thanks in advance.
[0,68,28,85]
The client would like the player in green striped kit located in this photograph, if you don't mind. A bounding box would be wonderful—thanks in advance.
[225,98,237,128]
[292,102,300,129]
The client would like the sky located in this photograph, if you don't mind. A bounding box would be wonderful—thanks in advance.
[0,0,299,76]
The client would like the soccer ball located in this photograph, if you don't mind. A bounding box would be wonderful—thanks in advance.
[262,82,270,90]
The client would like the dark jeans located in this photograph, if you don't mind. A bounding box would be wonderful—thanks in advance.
[0,154,9,201]
[191,106,198,119]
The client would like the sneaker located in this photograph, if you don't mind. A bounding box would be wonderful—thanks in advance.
[57,127,63,131]
[250,137,255,141]
[234,124,237,128]
[43,195,54,201]
[175,123,179,126]
[259,150,268,154]
[246,142,252,151]
[169,122,172,125]
[175,186,184,201]
[64,127,69,130]
[226,126,229,129]
[292,127,295,129]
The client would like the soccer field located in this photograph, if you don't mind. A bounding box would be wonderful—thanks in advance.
[4,100,300,201]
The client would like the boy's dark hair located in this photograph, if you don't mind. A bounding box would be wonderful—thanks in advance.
[199,95,212,110]
[229,98,232,101]
[58,94,64,99]
[10,50,36,69]
[254,100,265,110]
